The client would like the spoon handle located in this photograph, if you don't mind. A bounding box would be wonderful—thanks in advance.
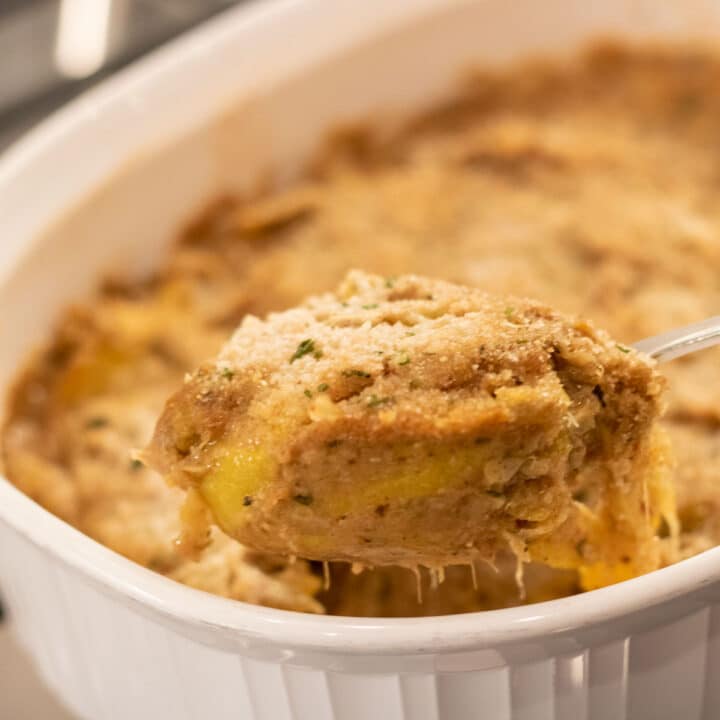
[633,315,720,362]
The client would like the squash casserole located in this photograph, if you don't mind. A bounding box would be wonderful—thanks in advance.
[145,271,672,591]
[4,44,720,615]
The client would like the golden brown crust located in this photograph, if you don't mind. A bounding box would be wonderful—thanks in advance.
[4,43,720,614]
[146,271,670,582]
[1,279,324,614]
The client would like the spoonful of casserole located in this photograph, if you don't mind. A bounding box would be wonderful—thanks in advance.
[144,271,678,591]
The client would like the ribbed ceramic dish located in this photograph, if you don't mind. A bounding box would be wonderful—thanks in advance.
[3,1,720,718]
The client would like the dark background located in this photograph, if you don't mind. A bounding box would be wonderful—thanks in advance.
[0,3,242,716]
[0,0,242,151]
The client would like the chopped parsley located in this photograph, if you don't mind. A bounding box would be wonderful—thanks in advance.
[243,495,253,507]
[385,277,396,288]
[129,458,144,472]
[85,416,109,430]
[317,383,329,392]
[342,369,372,379]
[504,306,515,319]
[367,394,392,408]
[616,344,631,354]
[397,353,411,366]
[290,338,317,363]
[362,303,379,310]
[304,389,313,398]
[293,493,314,506]
[220,367,235,380]
[485,488,504,498]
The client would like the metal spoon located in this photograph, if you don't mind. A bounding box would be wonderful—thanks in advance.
[633,315,720,362]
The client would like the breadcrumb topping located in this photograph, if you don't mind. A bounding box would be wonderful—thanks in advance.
[147,271,672,584]
[4,44,719,615]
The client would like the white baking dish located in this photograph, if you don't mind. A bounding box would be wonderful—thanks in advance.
[3,1,720,718]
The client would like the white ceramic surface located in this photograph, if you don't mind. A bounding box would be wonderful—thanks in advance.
[0,625,73,719]
[3,1,720,718]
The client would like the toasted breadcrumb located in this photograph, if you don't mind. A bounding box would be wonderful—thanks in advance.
[146,271,673,587]
[4,44,720,615]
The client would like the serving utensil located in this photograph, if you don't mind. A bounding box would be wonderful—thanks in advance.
[634,315,720,362]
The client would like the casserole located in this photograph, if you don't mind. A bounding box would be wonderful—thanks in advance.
[2,1,720,718]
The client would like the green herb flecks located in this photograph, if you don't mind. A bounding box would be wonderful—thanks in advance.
[343,369,372,379]
[293,493,314,506]
[86,416,109,430]
[362,303,379,310]
[397,353,411,366]
[290,338,318,363]
[317,383,329,392]
[616,344,631,354]
[367,395,392,408]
